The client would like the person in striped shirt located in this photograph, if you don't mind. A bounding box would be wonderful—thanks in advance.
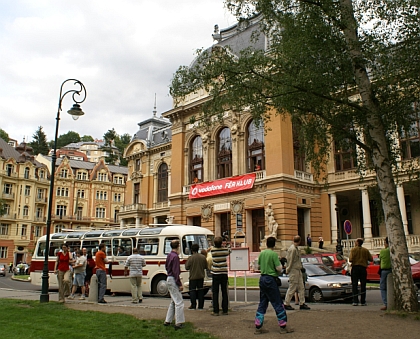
[210,236,230,316]
[124,248,146,303]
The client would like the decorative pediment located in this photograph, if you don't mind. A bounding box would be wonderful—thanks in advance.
[201,204,213,221]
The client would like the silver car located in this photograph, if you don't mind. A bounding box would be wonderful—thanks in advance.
[279,263,354,303]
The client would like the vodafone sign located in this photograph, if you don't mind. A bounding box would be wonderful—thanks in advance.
[189,173,256,199]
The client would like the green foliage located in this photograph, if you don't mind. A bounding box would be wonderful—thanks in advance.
[0,299,217,339]
[81,135,94,142]
[228,277,260,287]
[53,130,81,149]
[30,126,49,155]
[103,128,119,165]
[304,246,313,254]
[0,128,10,142]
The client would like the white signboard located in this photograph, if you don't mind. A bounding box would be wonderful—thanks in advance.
[229,247,250,271]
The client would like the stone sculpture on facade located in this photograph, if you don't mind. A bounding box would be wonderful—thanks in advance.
[265,203,279,239]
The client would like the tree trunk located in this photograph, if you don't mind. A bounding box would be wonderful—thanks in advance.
[340,0,418,311]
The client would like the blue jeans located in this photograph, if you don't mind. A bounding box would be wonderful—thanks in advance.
[255,275,287,329]
[380,269,392,306]
[96,269,107,301]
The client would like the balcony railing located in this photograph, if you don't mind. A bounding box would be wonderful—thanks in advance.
[1,192,15,199]
[294,170,313,182]
[342,235,420,253]
[119,203,146,212]
[35,196,48,203]
[153,202,168,209]
[34,216,46,222]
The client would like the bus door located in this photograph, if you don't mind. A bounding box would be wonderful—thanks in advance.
[108,237,134,293]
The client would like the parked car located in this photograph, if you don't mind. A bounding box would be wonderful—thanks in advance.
[301,254,334,270]
[313,253,347,272]
[0,263,6,277]
[278,263,355,302]
[342,255,420,288]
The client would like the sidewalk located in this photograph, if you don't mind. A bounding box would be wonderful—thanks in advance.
[0,286,382,313]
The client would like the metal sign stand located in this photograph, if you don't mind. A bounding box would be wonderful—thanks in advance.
[231,230,249,303]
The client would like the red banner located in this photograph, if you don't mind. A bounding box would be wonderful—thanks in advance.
[189,173,256,199]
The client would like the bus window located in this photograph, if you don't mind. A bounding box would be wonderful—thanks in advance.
[138,238,159,255]
[182,235,210,255]
[101,240,112,256]
[66,241,81,252]
[37,242,46,257]
[82,240,99,254]
[164,237,179,254]
[120,238,133,255]
[50,241,64,256]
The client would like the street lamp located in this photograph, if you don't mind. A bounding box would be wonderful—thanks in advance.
[40,79,87,303]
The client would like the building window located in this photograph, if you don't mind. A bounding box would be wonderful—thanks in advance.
[37,188,45,200]
[23,206,29,216]
[217,127,232,179]
[157,163,168,202]
[114,193,121,202]
[24,185,31,196]
[3,204,10,216]
[56,187,69,197]
[21,224,27,237]
[135,159,141,171]
[400,104,420,159]
[134,183,140,204]
[59,169,68,178]
[0,247,7,259]
[39,170,45,179]
[24,167,30,179]
[114,176,124,184]
[6,164,14,176]
[35,226,42,237]
[97,172,108,182]
[36,207,43,218]
[3,183,13,195]
[55,224,63,233]
[56,205,67,217]
[77,189,85,198]
[190,136,203,183]
[96,207,106,219]
[0,224,9,236]
[76,207,83,220]
[247,120,265,172]
[96,191,108,200]
[77,171,88,180]
[293,122,306,171]
[334,139,357,171]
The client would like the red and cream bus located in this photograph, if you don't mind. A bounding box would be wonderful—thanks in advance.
[29,224,214,296]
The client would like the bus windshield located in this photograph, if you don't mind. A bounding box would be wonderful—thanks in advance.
[182,234,211,255]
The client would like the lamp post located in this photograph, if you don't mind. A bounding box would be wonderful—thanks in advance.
[40,79,87,303]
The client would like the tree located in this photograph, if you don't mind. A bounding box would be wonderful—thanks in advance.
[103,128,119,165]
[114,133,131,166]
[81,135,94,142]
[170,0,420,311]
[53,131,81,149]
[0,128,9,142]
[30,126,49,155]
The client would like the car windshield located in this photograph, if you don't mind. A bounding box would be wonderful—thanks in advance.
[304,264,337,277]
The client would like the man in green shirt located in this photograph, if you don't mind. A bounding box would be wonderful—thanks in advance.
[379,237,391,310]
[254,237,293,335]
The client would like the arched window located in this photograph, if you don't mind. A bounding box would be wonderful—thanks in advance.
[293,122,306,171]
[190,136,203,183]
[247,120,265,172]
[217,127,232,178]
[24,167,30,179]
[6,164,13,176]
[157,163,168,202]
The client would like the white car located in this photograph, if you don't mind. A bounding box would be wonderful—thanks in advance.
[278,263,355,303]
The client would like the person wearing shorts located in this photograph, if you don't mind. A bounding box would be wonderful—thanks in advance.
[67,249,87,300]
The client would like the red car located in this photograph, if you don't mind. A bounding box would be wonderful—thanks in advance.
[313,253,347,272]
[343,255,420,288]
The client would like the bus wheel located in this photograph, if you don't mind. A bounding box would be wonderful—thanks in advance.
[152,275,168,297]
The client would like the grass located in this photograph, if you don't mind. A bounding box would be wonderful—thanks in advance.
[228,277,259,287]
[12,274,30,281]
[0,299,218,339]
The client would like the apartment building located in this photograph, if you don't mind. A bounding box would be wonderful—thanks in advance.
[0,138,49,265]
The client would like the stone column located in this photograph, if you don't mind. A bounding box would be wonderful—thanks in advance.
[396,185,409,235]
[361,188,373,241]
[330,193,338,242]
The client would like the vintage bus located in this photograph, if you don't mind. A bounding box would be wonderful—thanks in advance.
[29,224,214,296]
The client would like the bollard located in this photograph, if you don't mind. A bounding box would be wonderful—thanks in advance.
[88,274,98,302]
[386,273,395,310]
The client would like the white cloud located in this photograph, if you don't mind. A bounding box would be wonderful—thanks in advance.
[0,0,236,141]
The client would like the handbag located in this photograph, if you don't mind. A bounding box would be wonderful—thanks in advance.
[275,277,282,286]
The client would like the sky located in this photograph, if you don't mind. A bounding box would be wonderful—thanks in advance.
[0,0,236,142]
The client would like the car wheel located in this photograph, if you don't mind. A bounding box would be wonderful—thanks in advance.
[152,274,169,297]
[309,287,324,303]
